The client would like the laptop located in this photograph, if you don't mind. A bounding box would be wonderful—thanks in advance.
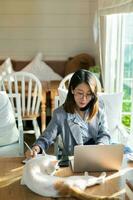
[70,144,124,172]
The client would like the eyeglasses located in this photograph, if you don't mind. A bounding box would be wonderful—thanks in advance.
[73,90,92,100]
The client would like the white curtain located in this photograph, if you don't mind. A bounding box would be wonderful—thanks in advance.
[98,0,133,92]
[100,15,125,93]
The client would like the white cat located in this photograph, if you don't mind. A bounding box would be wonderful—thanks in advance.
[21,154,108,199]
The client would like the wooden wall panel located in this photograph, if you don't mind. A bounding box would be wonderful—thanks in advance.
[0,0,98,60]
[0,0,90,14]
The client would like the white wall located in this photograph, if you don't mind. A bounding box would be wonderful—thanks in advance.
[0,0,98,61]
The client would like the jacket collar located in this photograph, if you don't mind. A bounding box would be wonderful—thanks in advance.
[67,112,98,144]
[67,113,83,145]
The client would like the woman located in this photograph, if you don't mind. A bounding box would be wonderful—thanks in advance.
[25,69,110,158]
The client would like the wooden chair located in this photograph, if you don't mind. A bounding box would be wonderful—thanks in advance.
[0,72,42,139]
[56,73,73,107]
[0,92,24,156]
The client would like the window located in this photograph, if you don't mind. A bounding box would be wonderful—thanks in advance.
[105,13,133,133]
[122,14,133,132]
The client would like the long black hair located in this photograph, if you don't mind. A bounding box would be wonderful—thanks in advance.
[63,69,99,121]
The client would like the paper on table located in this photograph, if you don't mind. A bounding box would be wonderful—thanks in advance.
[22,154,45,164]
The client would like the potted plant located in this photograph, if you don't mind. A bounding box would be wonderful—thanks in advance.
[88,65,101,79]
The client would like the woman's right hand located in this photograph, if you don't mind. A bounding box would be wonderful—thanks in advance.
[25,145,41,159]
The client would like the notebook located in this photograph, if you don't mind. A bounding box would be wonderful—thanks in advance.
[70,144,124,172]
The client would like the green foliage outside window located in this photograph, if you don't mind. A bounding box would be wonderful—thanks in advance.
[89,65,100,73]
[122,102,131,112]
[122,115,131,128]
[122,101,131,128]
[123,84,131,100]
[122,84,131,128]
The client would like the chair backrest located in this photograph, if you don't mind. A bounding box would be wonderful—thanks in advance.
[58,73,73,90]
[57,73,73,106]
[0,72,42,118]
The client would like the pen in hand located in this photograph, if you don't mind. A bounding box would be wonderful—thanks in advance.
[24,141,32,152]
[24,141,37,158]
[24,141,45,159]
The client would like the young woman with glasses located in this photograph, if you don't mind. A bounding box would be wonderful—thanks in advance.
[25,69,110,159]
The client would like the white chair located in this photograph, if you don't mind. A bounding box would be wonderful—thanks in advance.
[98,92,129,145]
[0,72,42,139]
[57,73,73,106]
[54,73,73,109]
[0,91,24,156]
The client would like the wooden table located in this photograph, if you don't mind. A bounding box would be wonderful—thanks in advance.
[0,156,133,200]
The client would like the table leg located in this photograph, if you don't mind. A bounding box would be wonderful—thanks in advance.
[41,92,46,132]
[50,89,58,115]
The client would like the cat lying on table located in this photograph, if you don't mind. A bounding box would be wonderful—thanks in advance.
[21,154,118,200]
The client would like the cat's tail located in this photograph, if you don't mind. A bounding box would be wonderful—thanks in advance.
[54,180,119,200]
